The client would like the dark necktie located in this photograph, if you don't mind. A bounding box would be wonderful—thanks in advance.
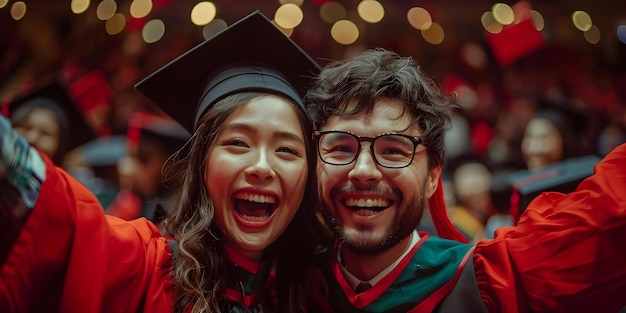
[355,282,372,293]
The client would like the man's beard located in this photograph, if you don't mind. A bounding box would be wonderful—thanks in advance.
[318,185,425,256]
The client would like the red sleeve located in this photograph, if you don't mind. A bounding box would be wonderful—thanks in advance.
[474,143,626,313]
[0,155,174,313]
[105,190,143,221]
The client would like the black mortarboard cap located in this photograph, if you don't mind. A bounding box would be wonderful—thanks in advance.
[4,79,97,153]
[134,10,321,133]
[537,97,590,135]
[535,96,600,158]
[507,154,601,223]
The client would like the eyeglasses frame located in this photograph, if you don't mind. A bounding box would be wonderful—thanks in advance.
[312,130,427,169]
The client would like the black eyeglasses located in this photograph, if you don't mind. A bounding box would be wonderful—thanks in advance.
[313,130,426,168]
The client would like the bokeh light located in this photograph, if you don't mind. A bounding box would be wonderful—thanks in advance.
[530,10,544,31]
[331,19,359,45]
[190,2,216,26]
[572,11,592,31]
[105,13,126,35]
[618,25,626,44]
[279,0,303,6]
[142,19,165,43]
[407,7,432,31]
[130,0,152,19]
[584,25,600,44]
[71,0,90,14]
[96,0,117,21]
[274,3,303,29]
[421,22,444,44]
[357,0,384,24]
[10,1,26,20]
[492,3,514,25]
[482,11,503,34]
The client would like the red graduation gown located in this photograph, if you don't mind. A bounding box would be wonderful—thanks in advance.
[475,143,626,312]
[2,141,626,312]
[0,154,174,312]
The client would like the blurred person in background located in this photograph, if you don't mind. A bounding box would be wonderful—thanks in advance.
[520,98,598,171]
[62,135,126,209]
[2,79,96,166]
[105,112,189,222]
[450,161,495,242]
[521,109,575,171]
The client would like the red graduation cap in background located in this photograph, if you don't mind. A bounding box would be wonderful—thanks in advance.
[485,1,545,66]
[69,70,113,137]
[125,111,190,157]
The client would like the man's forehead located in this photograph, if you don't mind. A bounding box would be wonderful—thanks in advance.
[322,98,421,134]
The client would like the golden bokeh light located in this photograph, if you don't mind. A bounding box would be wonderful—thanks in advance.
[0,0,621,51]
[279,0,303,6]
[481,11,503,34]
[492,3,514,25]
[331,19,359,45]
[572,11,592,32]
[407,7,432,31]
[130,0,152,19]
[105,13,126,35]
[530,10,544,31]
[96,0,117,21]
[584,24,600,44]
[71,0,90,14]
[190,2,216,26]
[357,0,384,24]
[275,3,303,29]
[421,22,444,44]
[10,1,26,20]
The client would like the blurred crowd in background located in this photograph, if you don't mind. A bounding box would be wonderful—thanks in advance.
[1,0,625,240]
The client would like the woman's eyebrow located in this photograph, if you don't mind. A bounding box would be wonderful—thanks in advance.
[222,123,305,143]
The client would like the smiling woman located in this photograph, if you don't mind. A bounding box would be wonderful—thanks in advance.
[204,93,310,261]
[135,11,335,308]
[0,11,331,313]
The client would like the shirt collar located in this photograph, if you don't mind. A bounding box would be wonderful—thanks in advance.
[338,230,420,291]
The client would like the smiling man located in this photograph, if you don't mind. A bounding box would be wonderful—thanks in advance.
[305,48,626,313]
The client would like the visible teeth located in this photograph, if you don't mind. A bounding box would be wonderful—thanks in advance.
[240,214,270,221]
[354,209,378,216]
[345,198,389,208]
[234,192,276,204]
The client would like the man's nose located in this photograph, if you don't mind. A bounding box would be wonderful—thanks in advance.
[347,145,382,187]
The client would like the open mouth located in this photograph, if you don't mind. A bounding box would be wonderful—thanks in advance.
[342,197,391,216]
[233,192,278,222]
